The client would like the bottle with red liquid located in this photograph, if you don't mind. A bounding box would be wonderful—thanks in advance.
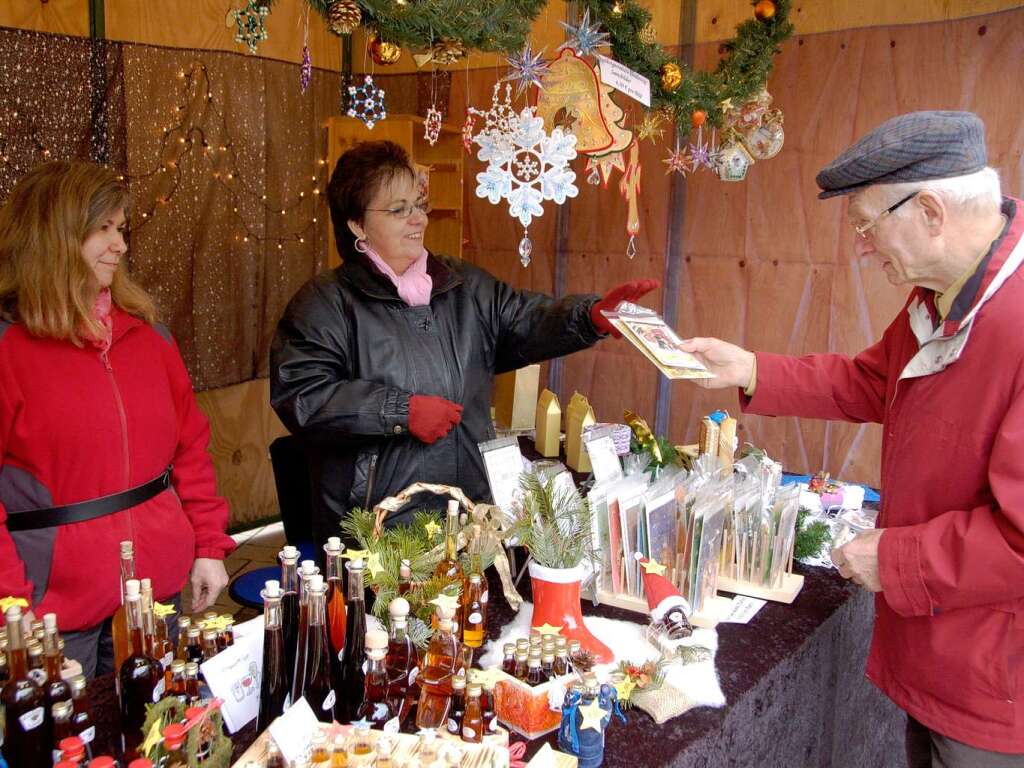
[69,674,97,760]
[323,537,346,689]
[384,597,417,725]
[118,579,162,760]
[293,575,335,721]
[336,557,367,724]
[289,559,320,706]
[1,605,47,765]
[355,629,393,728]
[415,607,462,731]
[278,545,301,696]
[500,643,515,676]
[258,579,288,730]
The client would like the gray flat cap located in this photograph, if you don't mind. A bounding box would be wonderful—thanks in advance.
[816,111,987,199]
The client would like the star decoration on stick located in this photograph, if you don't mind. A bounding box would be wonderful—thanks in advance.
[366,552,384,579]
[558,8,611,56]
[663,147,692,176]
[578,698,607,732]
[636,112,665,144]
[430,592,460,617]
[613,676,637,702]
[424,520,442,539]
[343,548,370,562]
[503,43,550,98]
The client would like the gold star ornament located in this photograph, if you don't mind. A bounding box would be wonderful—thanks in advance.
[636,112,665,144]
[640,557,667,577]
[613,676,637,702]
[578,698,607,732]
[532,623,563,637]
[430,592,460,618]
[424,520,442,539]
[366,551,384,579]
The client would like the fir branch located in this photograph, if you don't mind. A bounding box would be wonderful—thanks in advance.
[511,470,596,569]
[794,507,832,561]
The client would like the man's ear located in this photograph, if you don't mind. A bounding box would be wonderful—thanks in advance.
[917,191,946,233]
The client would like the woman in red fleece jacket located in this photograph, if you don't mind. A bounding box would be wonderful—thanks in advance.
[0,161,235,677]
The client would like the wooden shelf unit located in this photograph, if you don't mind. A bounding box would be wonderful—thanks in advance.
[324,115,464,268]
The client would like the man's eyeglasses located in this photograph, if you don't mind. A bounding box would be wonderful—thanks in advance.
[366,200,432,219]
[853,191,918,239]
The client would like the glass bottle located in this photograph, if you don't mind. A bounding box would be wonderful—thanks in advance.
[293,575,336,722]
[218,616,235,650]
[513,649,528,681]
[258,580,288,730]
[355,628,393,728]
[1,606,47,765]
[417,729,439,764]
[331,734,349,768]
[185,626,203,664]
[169,660,187,704]
[310,731,331,765]
[553,638,569,676]
[445,673,466,737]
[155,610,174,671]
[432,501,465,633]
[397,559,412,595]
[175,616,192,660]
[279,545,301,695]
[139,578,156,657]
[201,628,219,661]
[118,579,163,760]
[374,734,395,768]
[500,643,515,676]
[415,611,461,731]
[461,683,483,743]
[324,537,347,671]
[266,740,287,768]
[568,640,581,675]
[462,573,485,649]
[541,650,555,679]
[52,699,74,764]
[336,558,367,724]
[69,674,96,761]
[185,662,200,704]
[384,597,416,725]
[43,614,72,734]
[27,638,45,685]
[526,650,545,686]
[481,679,498,736]
[350,721,374,757]
[112,540,135,673]
[290,559,320,706]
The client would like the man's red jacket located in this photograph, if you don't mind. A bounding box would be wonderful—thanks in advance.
[0,307,235,631]
[743,198,1024,752]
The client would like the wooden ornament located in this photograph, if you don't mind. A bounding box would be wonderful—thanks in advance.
[493,364,540,430]
[534,389,562,458]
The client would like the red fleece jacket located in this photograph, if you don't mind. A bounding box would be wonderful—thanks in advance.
[0,307,235,631]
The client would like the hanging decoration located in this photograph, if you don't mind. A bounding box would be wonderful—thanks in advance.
[300,3,312,94]
[228,0,270,55]
[503,43,551,99]
[663,141,691,176]
[461,113,476,154]
[558,6,611,57]
[367,31,403,65]
[326,0,361,35]
[347,75,387,129]
[424,105,443,146]
[619,142,641,259]
[473,103,578,267]
[534,49,614,155]
[636,111,665,144]
[413,38,468,68]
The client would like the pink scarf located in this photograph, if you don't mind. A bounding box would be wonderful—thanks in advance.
[362,244,433,307]
[89,288,114,353]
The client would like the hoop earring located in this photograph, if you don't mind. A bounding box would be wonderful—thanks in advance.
[354,237,369,254]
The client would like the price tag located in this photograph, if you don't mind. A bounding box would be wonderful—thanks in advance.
[269,697,320,766]
[597,55,651,106]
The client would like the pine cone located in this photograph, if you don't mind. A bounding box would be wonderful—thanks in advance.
[431,38,466,66]
[327,0,361,36]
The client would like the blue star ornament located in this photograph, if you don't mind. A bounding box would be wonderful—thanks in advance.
[558,8,611,56]
[502,44,551,98]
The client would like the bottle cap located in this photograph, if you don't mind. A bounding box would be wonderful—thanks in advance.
[388,596,410,618]
[179,616,192,629]
[556,637,567,647]
[348,557,364,569]
[365,629,389,650]
[527,655,541,667]
[120,540,133,556]
[438,618,454,632]
[469,573,481,584]
[300,559,317,575]
[163,723,187,749]
[528,647,541,658]
[515,649,528,660]
[309,574,324,591]
[185,661,199,675]
[125,579,140,598]
[52,699,73,718]
[43,613,57,631]
[170,659,185,673]
[467,683,482,697]
[503,642,515,653]
[264,580,280,597]
[141,577,152,591]
[452,673,466,689]
[89,758,117,768]
[325,536,344,553]
[127,759,153,768]
[70,674,87,694]
[281,545,299,559]
[516,638,529,650]
[58,736,85,757]
[569,640,581,651]
[188,626,201,638]
[447,499,460,516]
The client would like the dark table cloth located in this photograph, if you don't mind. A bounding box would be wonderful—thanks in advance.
[87,562,905,767]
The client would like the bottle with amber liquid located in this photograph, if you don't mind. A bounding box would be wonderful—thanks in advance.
[290,559,320,705]
[68,674,97,760]
[513,649,528,680]
[118,579,163,760]
[445,674,466,737]
[415,608,461,731]
[553,638,569,676]
[355,629,393,728]
[525,650,545,686]
[43,612,72,752]
[481,678,498,737]
[309,731,331,765]
[112,540,135,673]
[336,558,367,724]
[294,575,336,722]
[265,740,287,768]
[51,699,75,763]
[432,502,465,633]
[169,660,187,704]
[1,605,47,765]
[324,537,346,692]
[201,628,219,662]
[461,682,483,744]
[218,617,235,650]
[461,573,485,649]
[185,662,200,704]
[384,597,416,725]
[184,626,203,664]
[174,616,192,660]
[258,580,288,730]
[278,545,301,695]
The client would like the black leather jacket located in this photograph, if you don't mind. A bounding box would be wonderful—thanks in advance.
[270,252,604,545]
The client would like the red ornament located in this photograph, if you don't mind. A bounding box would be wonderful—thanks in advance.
[528,562,612,663]
[754,0,776,22]
[691,109,707,128]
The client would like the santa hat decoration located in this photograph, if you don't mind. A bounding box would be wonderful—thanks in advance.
[634,553,690,622]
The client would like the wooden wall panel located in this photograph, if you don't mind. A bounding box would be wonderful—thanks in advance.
[0,0,87,36]
[196,378,289,529]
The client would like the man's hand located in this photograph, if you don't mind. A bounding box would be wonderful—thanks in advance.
[830,529,884,592]
[190,558,229,612]
[678,337,756,389]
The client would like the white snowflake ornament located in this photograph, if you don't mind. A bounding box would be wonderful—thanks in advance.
[424,105,442,146]
[474,106,578,266]
[347,75,387,129]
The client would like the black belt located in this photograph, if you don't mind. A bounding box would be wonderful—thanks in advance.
[6,466,173,532]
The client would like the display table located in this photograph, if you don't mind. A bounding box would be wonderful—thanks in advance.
[86,563,904,767]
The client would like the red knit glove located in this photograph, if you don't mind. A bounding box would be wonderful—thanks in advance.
[408,394,463,444]
[590,279,660,337]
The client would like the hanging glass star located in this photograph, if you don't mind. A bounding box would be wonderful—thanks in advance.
[664,146,692,175]
[689,142,712,169]
[230,0,269,55]
[502,44,550,99]
[558,8,611,57]
[347,75,387,129]
[636,112,665,144]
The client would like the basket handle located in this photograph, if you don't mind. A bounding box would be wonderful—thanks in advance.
[372,482,475,536]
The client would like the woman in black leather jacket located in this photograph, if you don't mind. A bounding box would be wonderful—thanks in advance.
[270,140,654,546]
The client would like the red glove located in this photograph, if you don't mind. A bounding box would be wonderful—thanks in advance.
[590,279,660,338]
[408,394,463,444]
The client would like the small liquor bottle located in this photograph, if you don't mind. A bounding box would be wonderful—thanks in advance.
[185,662,201,704]
[445,674,466,737]
[27,638,45,685]
[258,580,288,730]
[481,679,498,736]
[501,643,515,675]
[553,638,569,676]
[525,650,545,686]
[336,558,368,724]
[112,540,135,673]
[350,721,374,758]
[541,650,555,679]
[2,607,46,766]
[461,573,485,649]
[68,674,96,760]
[660,600,694,640]
[432,501,465,633]
[330,734,349,768]
[169,660,187,703]
[266,740,287,768]
[461,683,483,744]
[184,626,203,664]
[513,649,528,681]
[384,597,416,725]
[375,734,395,768]
[278,545,301,695]
[397,559,413,595]
[310,731,331,765]
[118,579,162,761]
[324,537,347,693]
[415,609,460,731]
[201,628,219,661]
[51,699,74,764]
[175,616,192,660]
[218,616,235,650]
[355,629,393,728]
[568,640,581,674]
[42,613,72,713]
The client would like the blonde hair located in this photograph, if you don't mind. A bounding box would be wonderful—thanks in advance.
[0,160,157,344]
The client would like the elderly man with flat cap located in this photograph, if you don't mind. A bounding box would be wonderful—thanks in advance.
[683,111,1024,766]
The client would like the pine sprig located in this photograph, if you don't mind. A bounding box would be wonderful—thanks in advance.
[511,470,596,570]
[794,507,832,561]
